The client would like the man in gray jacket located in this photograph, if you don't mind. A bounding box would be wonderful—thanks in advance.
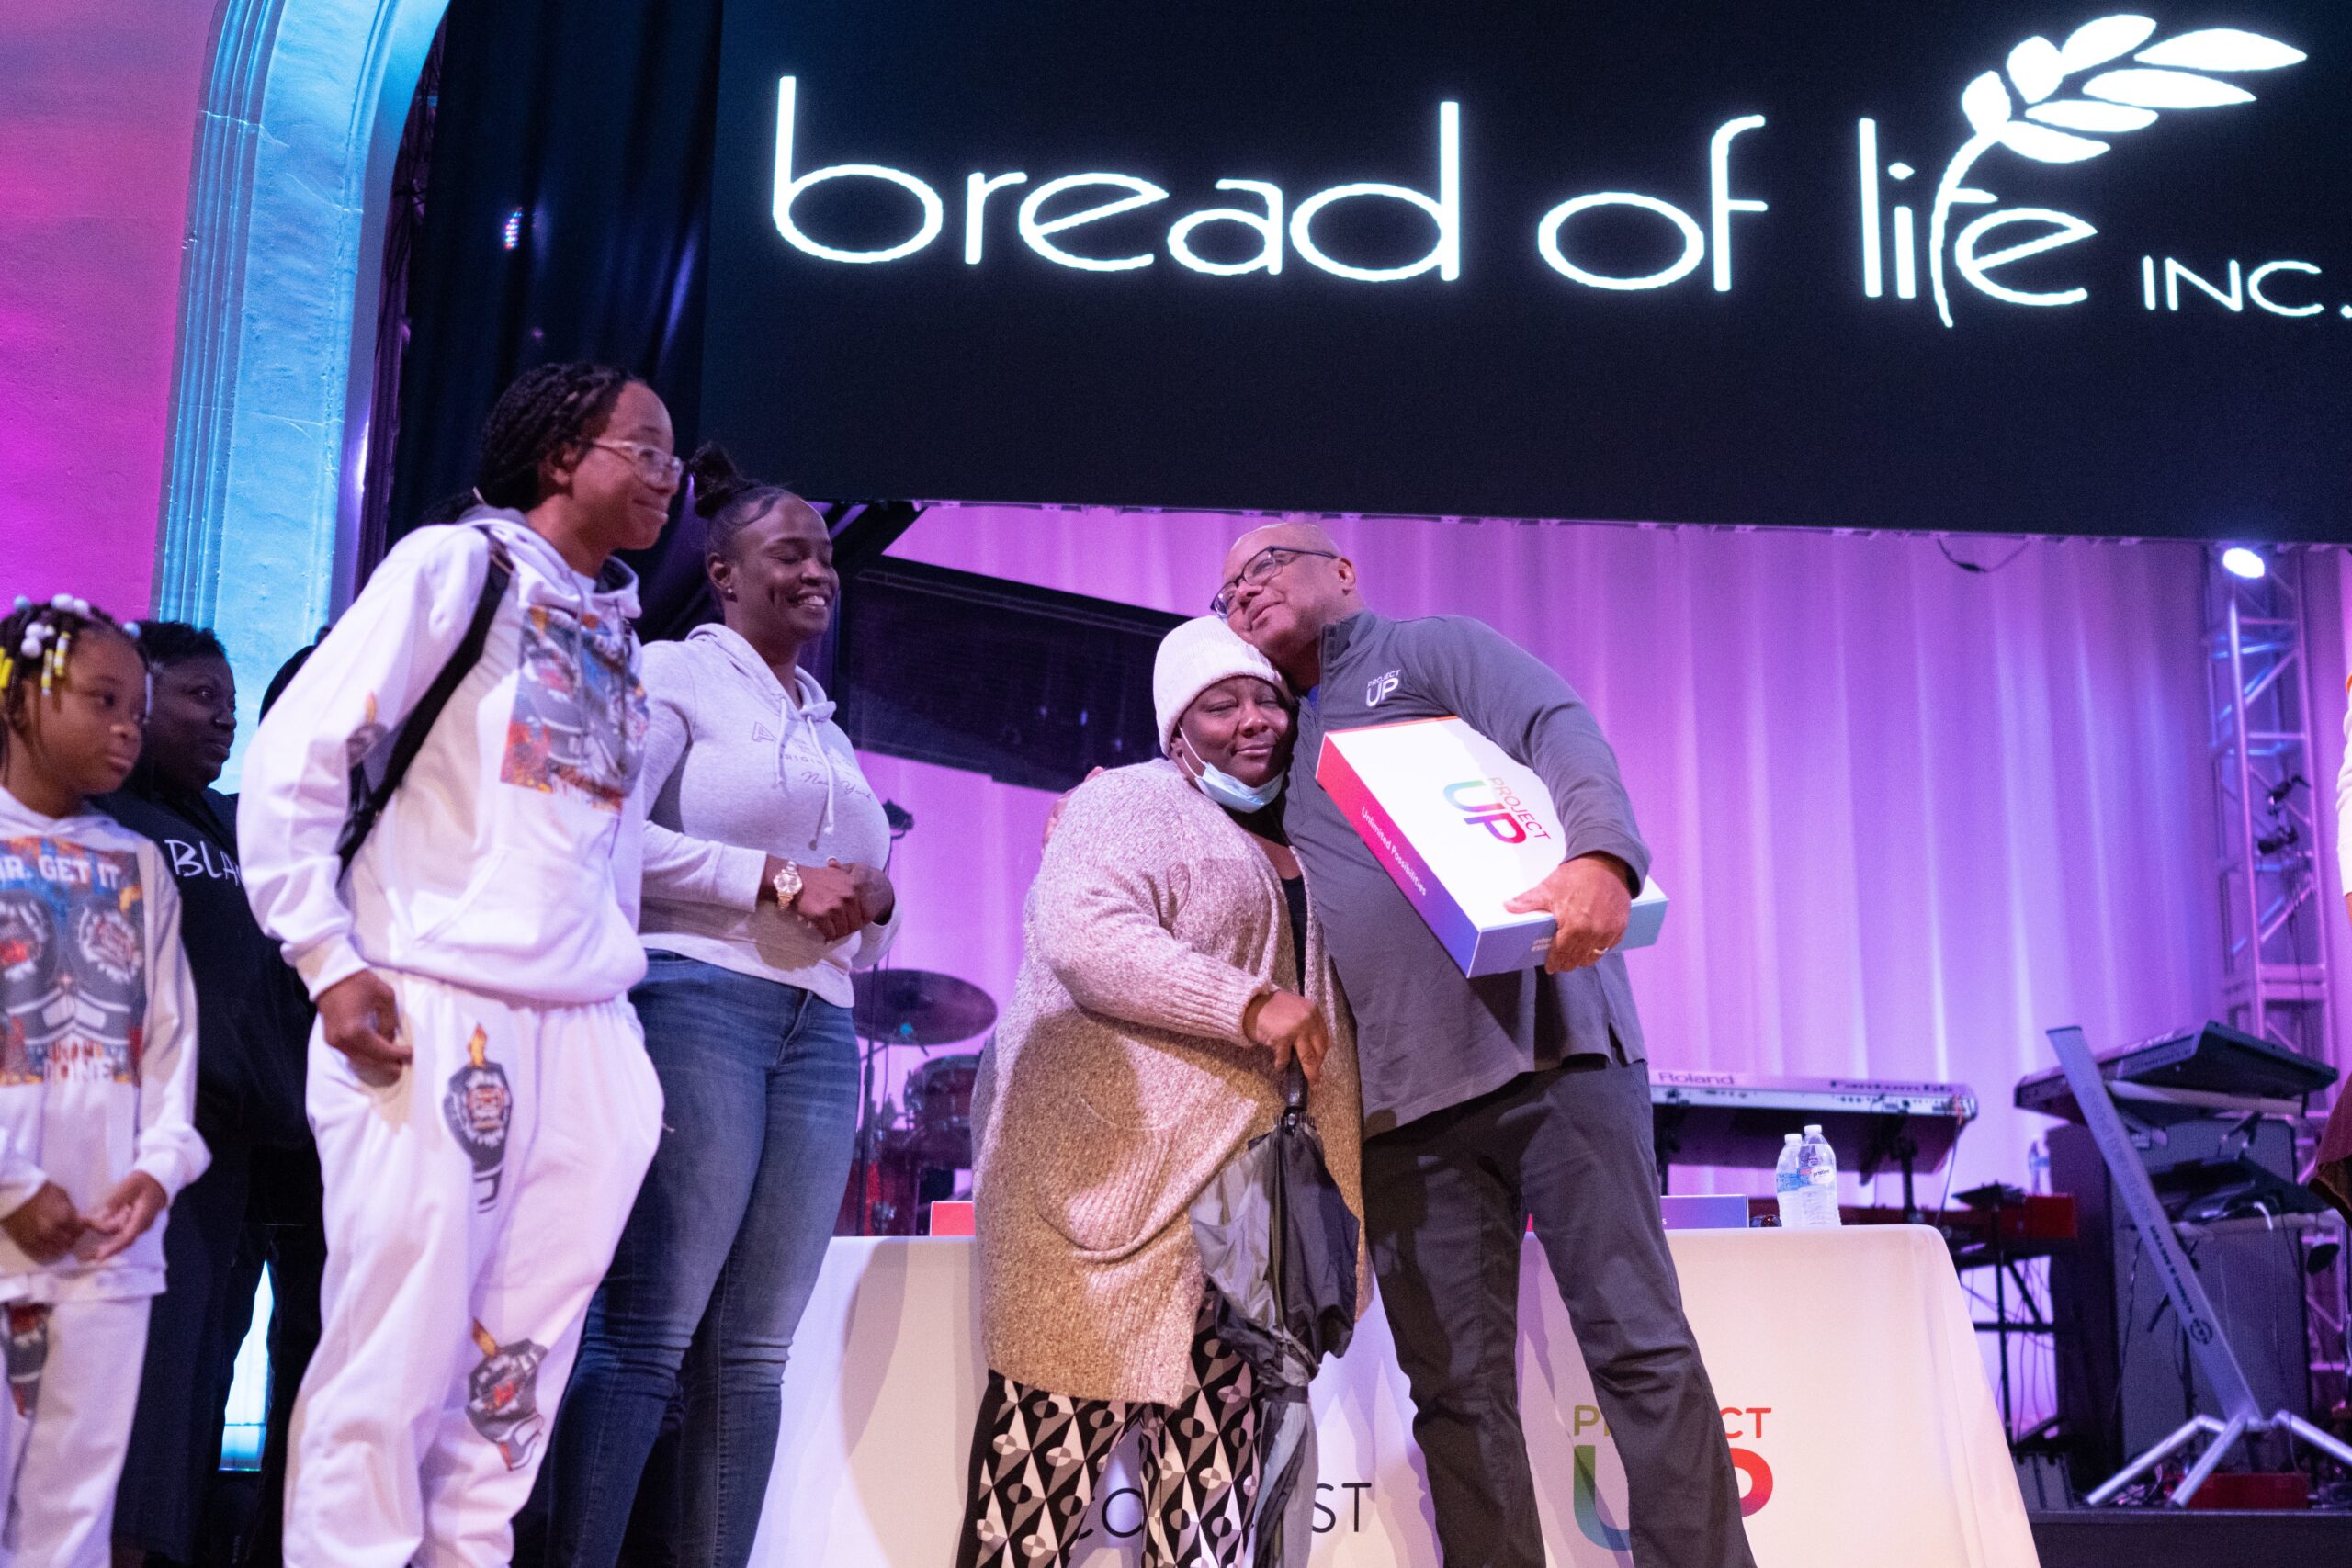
[1216,522,1753,1568]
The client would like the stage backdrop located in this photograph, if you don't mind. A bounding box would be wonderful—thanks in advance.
[851,511,2223,1212]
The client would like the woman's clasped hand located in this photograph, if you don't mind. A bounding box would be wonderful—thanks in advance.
[1242,987,1330,1086]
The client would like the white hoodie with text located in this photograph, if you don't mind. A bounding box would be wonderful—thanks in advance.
[0,787,208,1301]
[637,624,900,1007]
[238,513,651,1008]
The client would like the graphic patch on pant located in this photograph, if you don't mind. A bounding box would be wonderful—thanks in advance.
[443,1026,513,1210]
[3,1303,50,1416]
[342,691,390,769]
[466,1319,548,1470]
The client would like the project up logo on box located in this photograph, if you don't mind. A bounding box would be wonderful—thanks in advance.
[1316,716,1668,977]
[760,15,2327,331]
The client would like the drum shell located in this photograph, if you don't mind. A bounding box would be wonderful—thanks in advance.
[906,1052,979,1168]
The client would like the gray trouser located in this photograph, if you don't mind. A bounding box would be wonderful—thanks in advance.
[1361,1057,1756,1568]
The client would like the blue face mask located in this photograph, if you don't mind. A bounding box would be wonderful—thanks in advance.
[1178,736,1284,812]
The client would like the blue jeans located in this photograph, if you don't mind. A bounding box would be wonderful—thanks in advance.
[537,952,859,1568]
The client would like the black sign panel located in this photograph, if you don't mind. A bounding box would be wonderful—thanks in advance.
[706,2,2352,539]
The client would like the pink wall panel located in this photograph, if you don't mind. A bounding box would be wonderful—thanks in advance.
[0,4,215,617]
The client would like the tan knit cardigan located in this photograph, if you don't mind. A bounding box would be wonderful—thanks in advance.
[971,759,1367,1407]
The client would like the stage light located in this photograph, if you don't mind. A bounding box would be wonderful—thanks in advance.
[2221,547,2267,580]
[502,208,524,251]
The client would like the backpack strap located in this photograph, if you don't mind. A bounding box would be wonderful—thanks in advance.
[335,528,515,872]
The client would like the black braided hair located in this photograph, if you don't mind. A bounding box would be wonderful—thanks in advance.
[260,635,325,720]
[0,594,141,771]
[684,442,816,565]
[425,362,640,524]
[131,620,227,670]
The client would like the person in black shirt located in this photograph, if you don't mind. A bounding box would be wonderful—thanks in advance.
[107,624,322,1568]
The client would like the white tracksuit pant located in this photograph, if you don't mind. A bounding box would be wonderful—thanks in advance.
[0,1294,151,1568]
[284,972,661,1568]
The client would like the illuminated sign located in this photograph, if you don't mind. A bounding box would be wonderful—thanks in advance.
[707,3,2352,540]
[763,22,2312,322]
[772,78,1465,282]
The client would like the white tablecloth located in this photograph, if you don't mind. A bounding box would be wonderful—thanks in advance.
[751,1226,2038,1567]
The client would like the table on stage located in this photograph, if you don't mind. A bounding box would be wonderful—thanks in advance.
[749,1226,2038,1567]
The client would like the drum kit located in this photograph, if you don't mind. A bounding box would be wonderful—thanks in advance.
[835,967,998,1236]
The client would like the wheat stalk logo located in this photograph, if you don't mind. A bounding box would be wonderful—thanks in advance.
[1928,16,2304,326]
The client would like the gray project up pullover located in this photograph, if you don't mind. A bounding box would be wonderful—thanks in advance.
[1281,611,1652,1134]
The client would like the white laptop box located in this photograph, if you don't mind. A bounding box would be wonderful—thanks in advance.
[1316,716,1666,976]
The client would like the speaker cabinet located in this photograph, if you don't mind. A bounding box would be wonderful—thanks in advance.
[2049,1118,2310,1480]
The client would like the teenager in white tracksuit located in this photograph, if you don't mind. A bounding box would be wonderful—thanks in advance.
[0,599,209,1568]
[237,366,680,1568]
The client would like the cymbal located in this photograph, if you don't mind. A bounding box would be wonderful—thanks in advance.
[852,969,998,1046]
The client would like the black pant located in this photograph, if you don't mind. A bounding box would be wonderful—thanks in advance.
[233,1141,328,1567]
[1361,1058,1754,1568]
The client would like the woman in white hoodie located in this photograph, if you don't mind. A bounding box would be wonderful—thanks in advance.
[238,363,677,1568]
[531,445,898,1568]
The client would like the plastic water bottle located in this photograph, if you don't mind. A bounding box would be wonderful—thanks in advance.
[1773,1134,1806,1226]
[1775,1128,1844,1229]
[1796,1123,1842,1228]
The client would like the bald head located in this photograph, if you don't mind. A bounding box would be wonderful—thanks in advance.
[1221,520,1344,577]
[1218,520,1362,684]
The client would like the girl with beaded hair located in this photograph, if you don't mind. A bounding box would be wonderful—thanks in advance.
[237,363,679,1566]
[0,593,208,1567]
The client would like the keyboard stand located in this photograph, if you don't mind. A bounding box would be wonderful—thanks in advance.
[2047,1025,2352,1506]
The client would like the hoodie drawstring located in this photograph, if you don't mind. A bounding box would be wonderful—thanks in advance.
[778,684,840,850]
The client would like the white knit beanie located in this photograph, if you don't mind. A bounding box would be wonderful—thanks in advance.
[1153,615,1286,755]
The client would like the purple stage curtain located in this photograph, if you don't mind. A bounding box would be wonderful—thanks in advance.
[856,510,2224,1202]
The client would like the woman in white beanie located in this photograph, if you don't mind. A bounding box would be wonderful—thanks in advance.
[955,616,1366,1568]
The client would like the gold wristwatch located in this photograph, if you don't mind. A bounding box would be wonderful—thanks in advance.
[770,859,804,908]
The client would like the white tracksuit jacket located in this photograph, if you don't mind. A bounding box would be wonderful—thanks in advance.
[233,513,662,1568]
[236,512,651,1007]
